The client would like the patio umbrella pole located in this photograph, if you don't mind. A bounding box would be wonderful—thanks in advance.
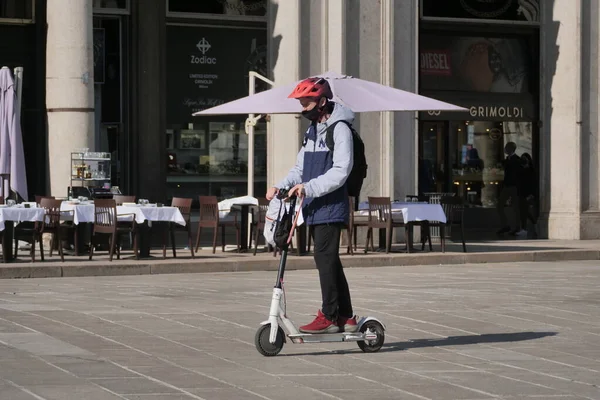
[245,71,274,197]
[14,67,23,124]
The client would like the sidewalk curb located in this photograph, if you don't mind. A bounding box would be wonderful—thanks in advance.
[0,249,597,279]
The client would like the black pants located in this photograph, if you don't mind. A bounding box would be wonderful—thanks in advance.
[519,195,537,229]
[312,223,353,321]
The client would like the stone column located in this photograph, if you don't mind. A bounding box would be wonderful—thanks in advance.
[267,0,302,188]
[379,0,394,198]
[322,0,346,74]
[46,0,95,197]
[540,0,582,239]
[392,0,419,201]
[130,0,166,201]
[580,0,600,238]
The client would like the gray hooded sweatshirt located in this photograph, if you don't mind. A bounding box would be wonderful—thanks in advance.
[277,102,354,225]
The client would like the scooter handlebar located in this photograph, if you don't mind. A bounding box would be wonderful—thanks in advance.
[276,188,294,200]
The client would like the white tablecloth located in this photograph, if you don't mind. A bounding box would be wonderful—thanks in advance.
[0,206,46,231]
[60,202,186,226]
[119,206,186,226]
[60,202,94,224]
[358,201,447,224]
[218,196,258,219]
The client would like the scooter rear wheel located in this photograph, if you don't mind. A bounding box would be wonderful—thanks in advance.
[357,320,385,353]
[255,324,285,356]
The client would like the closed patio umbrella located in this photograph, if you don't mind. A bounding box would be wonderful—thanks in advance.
[0,66,28,201]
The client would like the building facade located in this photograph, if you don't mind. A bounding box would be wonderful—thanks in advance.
[1,0,598,239]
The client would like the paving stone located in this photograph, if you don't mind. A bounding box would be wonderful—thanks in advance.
[0,261,598,399]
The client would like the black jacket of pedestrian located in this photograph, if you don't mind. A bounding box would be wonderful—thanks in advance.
[503,154,522,187]
[518,164,536,198]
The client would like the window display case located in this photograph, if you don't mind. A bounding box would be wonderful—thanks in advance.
[70,151,112,190]
[166,120,267,200]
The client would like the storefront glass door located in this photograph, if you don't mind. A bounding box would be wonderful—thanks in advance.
[419,121,449,194]
[93,15,129,192]
[420,120,534,208]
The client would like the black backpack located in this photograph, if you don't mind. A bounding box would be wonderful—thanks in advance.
[325,120,368,198]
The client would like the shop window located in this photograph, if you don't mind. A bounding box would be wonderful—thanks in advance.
[166,121,267,200]
[93,0,128,9]
[420,0,540,23]
[420,120,533,208]
[167,0,267,17]
[0,0,34,22]
[165,24,268,201]
[420,33,532,94]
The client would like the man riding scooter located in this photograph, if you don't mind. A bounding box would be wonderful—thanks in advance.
[266,78,358,334]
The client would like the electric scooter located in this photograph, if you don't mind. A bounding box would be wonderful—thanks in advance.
[254,192,386,357]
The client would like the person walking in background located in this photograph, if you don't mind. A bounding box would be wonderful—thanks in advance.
[466,147,484,206]
[497,142,522,235]
[516,152,538,238]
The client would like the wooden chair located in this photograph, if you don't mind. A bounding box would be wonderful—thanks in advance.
[35,195,60,254]
[194,196,240,254]
[35,195,55,205]
[249,198,270,255]
[422,196,467,253]
[38,198,76,262]
[13,215,43,263]
[365,196,405,253]
[162,197,195,259]
[113,195,136,205]
[89,199,138,261]
[347,196,370,255]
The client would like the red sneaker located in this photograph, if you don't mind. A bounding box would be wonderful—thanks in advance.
[299,310,340,334]
[338,315,358,332]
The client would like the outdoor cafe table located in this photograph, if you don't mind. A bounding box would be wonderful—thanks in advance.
[0,205,46,262]
[218,196,309,254]
[60,202,186,258]
[357,201,447,252]
[218,196,257,252]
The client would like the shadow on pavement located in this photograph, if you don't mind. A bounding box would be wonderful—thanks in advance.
[282,331,558,356]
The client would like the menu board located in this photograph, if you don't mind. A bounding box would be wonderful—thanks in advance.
[166,24,267,124]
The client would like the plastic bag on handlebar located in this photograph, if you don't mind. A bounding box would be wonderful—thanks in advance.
[273,205,293,248]
[263,189,301,248]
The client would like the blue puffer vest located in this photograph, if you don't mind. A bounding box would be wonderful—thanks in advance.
[302,123,349,226]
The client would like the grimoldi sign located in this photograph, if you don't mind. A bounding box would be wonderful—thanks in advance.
[421,101,535,121]
[468,105,524,118]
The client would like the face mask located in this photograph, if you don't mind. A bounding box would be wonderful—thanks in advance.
[301,101,326,121]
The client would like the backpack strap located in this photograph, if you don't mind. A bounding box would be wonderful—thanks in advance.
[325,120,353,152]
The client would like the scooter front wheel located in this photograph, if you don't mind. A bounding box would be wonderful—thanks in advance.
[255,324,285,357]
[357,320,385,353]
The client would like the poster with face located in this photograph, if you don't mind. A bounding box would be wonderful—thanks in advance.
[420,34,530,93]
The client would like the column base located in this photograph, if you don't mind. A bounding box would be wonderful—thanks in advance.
[541,211,600,239]
[580,211,600,239]
[539,211,582,240]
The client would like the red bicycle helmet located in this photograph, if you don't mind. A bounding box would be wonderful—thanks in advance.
[288,77,333,99]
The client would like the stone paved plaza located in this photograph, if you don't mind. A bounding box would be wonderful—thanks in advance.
[0,260,598,399]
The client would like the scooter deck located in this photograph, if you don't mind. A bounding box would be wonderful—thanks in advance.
[288,331,377,343]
